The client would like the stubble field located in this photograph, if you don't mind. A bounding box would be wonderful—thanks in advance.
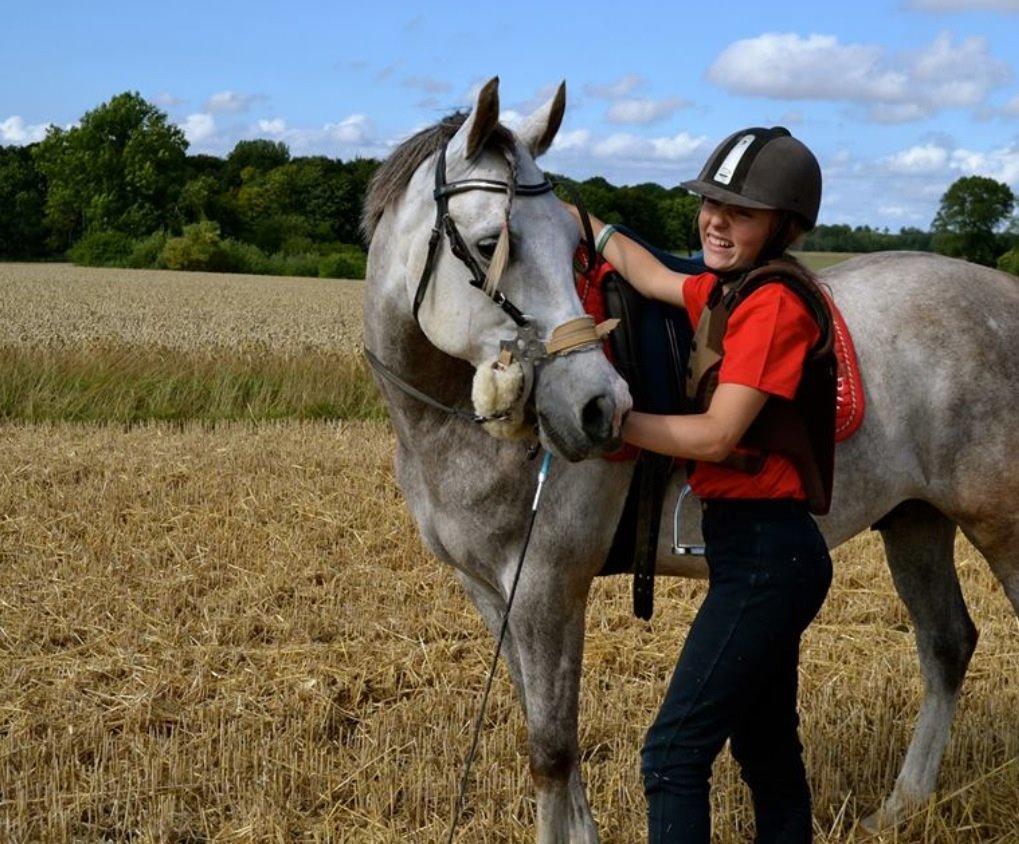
[0,263,1015,842]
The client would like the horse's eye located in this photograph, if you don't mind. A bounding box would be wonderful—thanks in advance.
[476,237,499,260]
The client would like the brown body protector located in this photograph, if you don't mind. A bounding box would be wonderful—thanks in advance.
[685,259,838,514]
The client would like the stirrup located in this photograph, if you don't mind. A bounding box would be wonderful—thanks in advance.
[671,483,705,556]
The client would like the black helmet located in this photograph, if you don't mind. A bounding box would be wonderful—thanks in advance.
[681,127,822,230]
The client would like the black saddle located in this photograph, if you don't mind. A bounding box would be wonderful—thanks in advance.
[594,226,705,620]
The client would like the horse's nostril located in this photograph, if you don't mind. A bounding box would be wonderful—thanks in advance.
[581,394,614,444]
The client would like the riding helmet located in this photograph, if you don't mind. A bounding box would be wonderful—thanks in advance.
[681,127,822,230]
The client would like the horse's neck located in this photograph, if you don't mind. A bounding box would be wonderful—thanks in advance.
[364,285,474,442]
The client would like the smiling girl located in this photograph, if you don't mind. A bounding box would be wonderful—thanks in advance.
[564,126,835,843]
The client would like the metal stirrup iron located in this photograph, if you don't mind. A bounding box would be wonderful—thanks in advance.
[671,482,705,556]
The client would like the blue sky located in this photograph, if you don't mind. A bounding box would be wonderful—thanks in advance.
[3,0,1018,229]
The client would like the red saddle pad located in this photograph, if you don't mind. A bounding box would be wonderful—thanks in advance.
[825,292,865,443]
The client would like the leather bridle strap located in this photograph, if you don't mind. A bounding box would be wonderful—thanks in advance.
[544,315,620,356]
[363,346,508,424]
[412,142,554,328]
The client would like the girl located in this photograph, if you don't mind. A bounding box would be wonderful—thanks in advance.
[565,126,834,843]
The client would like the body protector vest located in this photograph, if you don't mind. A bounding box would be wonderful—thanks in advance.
[685,260,837,515]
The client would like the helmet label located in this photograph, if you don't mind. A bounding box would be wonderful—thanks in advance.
[713,134,755,185]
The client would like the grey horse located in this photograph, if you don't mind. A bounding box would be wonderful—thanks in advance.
[361,77,1019,841]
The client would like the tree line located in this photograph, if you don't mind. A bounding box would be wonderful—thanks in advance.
[1,91,1017,276]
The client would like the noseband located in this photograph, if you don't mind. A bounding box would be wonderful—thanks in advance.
[365,138,617,425]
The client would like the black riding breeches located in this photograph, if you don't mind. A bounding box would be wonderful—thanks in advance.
[642,498,833,843]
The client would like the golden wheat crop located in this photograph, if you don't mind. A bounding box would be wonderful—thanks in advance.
[0,263,365,353]
[0,420,1015,842]
[0,264,377,423]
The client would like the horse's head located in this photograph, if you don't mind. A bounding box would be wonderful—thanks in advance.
[365,77,632,461]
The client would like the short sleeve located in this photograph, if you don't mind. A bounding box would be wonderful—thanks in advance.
[717,283,820,399]
[682,272,716,328]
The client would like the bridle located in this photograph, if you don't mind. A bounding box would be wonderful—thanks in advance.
[412,139,555,328]
[364,137,615,425]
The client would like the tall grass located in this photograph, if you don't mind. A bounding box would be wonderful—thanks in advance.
[0,345,385,423]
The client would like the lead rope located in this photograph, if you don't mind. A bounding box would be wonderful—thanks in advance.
[447,451,554,843]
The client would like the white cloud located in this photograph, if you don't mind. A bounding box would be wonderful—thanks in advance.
[551,128,590,152]
[606,97,688,125]
[950,143,1019,183]
[906,32,1011,107]
[708,33,907,101]
[257,118,286,136]
[882,143,950,173]
[181,113,216,143]
[204,90,267,114]
[877,139,1019,185]
[824,137,1019,227]
[906,0,1019,11]
[591,130,707,161]
[649,133,709,160]
[257,113,382,156]
[0,115,49,144]
[584,74,644,100]
[707,31,1011,122]
[323,113,370,144]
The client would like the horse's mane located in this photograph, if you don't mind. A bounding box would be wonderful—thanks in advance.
[360,111,517,243]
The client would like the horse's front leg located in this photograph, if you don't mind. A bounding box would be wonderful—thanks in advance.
[508,563,598,844]
[457,563,598,843]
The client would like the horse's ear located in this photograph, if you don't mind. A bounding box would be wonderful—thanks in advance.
[451,76,501,161]
[517,81,566,159]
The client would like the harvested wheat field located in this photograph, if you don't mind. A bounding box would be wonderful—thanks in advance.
[0,422,1015,842]
[0,263,1016,842]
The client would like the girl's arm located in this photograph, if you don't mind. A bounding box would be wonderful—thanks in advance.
[562,201,689,310]
[622,383,769,460]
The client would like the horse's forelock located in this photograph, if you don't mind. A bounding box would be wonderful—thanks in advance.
[360,111,518,244]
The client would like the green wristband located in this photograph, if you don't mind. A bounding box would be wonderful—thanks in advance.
[595,224,617,256]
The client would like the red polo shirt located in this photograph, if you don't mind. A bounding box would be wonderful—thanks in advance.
[682,272,821,500]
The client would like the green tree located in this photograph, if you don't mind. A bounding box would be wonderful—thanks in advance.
[179,174,218,222]
[224,139,290,186]
[998,246,1019,276]
[931,175,1015,267]
[0,144,48,257]
[660,192,701,252]
[33,92,187,249]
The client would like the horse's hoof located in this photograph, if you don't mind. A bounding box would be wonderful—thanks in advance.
[860,801,908,837]
[859,810,884,836]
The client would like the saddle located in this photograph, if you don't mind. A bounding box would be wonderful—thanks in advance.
[575,226,704,620]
